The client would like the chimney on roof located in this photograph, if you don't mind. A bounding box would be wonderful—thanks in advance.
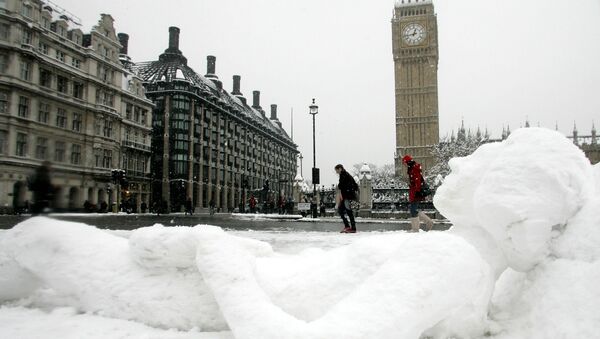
[270,104,278,120]
[168,26,180,52]
[117,33,129,55]
[232,75,242,96]
[206,56,216,77]
[252,91,261,109]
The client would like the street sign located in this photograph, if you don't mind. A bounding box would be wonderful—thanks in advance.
[298,202,311,211]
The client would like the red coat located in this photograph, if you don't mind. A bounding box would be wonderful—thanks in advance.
[407,162,423,203]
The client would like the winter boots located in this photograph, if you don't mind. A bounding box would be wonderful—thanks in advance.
[409,217,420,233]
[418,212,434,232]
[409,213,434,233]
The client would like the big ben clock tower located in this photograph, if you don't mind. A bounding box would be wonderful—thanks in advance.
[392,0,439,177]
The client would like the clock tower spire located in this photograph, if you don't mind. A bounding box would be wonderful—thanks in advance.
[392,0,439,177]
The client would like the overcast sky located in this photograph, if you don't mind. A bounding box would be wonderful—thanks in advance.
[57,0,600,186]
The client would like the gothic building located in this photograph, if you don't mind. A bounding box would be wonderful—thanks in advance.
[392,0,440,177]
[131,27,298,212]
[0,0,153,213]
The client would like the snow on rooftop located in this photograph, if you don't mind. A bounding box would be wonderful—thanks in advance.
[395,0,432,7]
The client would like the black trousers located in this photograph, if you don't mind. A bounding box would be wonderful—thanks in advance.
[338,199,356,229]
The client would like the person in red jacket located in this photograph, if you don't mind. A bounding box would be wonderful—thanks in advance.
[402,155,434,232]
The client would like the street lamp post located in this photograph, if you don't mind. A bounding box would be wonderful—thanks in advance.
[309,99,319,218]
[298,153,303,177]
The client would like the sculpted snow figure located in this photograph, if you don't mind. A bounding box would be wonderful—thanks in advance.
[0,128,598,338]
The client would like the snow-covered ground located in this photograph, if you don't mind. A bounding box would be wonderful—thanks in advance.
[1,128,599,339]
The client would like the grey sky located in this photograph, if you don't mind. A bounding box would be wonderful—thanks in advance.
[56,0,600,186]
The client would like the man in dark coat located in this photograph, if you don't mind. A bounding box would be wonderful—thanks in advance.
[335,164,358,233]
[402,155,433,232]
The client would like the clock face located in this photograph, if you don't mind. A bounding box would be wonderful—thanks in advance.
[402,23,426,45]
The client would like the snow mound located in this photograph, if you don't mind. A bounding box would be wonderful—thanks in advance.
[2,128,598,339]
[196,229,492,339]
[435,128,600,338]
[0,218,227,331]
[436,128,593,271]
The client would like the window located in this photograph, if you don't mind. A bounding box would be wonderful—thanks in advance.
[0,130,6,154]
[56,108,67,128]
[125,103,132,120]
[57,25,65,37]
[125,127,130,141]
[102,149,112,168]
[41,16,49,29]
[17,96,29,117]
[94,117,102,135]
[55,50,65,62]
[35,137,48,160]
[54,141,65,162]
[20,60,31,80]
[39,69,52,87]
[71,144,81,164]
[21,3,32,18]
[0,91,7,113]
[21,28,32,45]
[0,52,7,73]
[39,42,48,54]
[94,148,101,167]
[0,23,9,41]
[72,112,82,132]
[96,89,114,107]
[103,119,112,137]
[16,133,27,156]
[71,58,81,69]
[57,75,68,93]
[134,106,140,122]
[73,81,84,99]
[38,102,50,123]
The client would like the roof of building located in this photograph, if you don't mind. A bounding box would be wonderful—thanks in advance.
[130,28,294,146]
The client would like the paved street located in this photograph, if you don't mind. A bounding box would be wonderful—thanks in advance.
[0,213,451,232]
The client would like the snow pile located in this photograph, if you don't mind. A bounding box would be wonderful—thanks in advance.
[1,127,598,339]
[0,219,228,331]
[435,128,600,338]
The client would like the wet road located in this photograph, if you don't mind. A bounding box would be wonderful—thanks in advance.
[0,213,452,232]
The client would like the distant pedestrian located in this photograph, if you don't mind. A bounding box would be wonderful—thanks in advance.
[249,195,257,214]
[185,197,193,215]
[319,200,326,217]
[100,200,108,213]
[28,162,55,214]
[209,199,216,215]
[335,164,358,233]
[140,201,147,214]
[402,155,433,232]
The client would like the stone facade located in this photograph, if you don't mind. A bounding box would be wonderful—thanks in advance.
[392,0,439,177]
[131,27,298,212]
[0,0,153,213]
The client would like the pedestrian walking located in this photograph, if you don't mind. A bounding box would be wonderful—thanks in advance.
[209,198,216,215]
[185,197,193,215]
[335,164,358,233]
[402,155,434,232]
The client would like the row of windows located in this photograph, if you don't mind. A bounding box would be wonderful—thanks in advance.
[94,148,113,168]
[94,116,114,138]
[122,152,148,174]
[124,102,149,125]
[1,131,82,164]
[399,8,428,17]
[1,92,84,132]
[124,128,148,145]
[39,68,85,99]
